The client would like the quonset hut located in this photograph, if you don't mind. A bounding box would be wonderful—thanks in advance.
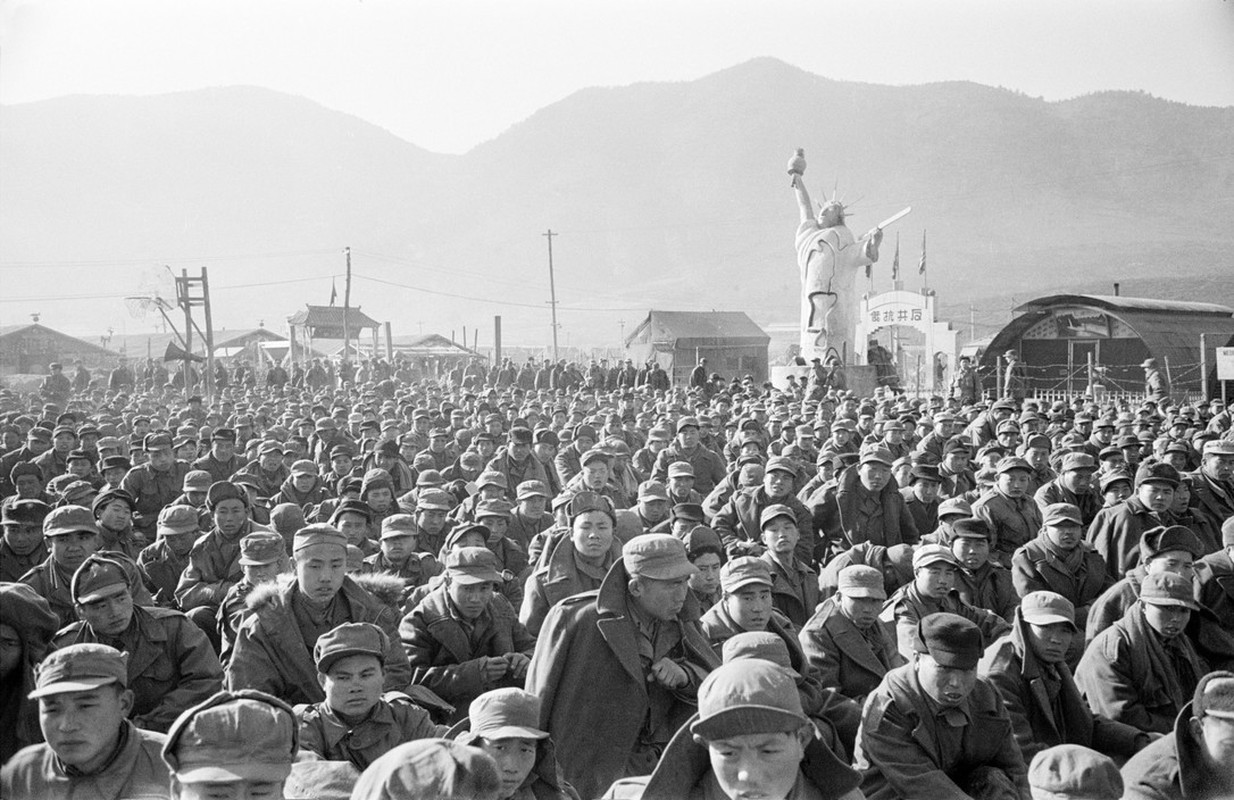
[981,294,1234,399]
[625,311,771,385]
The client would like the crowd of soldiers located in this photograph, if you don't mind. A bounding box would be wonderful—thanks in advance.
[1,352,1233,800]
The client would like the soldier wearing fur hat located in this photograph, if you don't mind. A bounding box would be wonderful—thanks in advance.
[855,612,1031,799]
[525,533,720,799]
[176,480,271,625]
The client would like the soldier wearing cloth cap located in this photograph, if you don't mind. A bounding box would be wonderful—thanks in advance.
[856,612,1030,799]
[448,688,578,800]
[1187,438,1234,536]
[399,546,537,724]
[21,505,108,626]
[949,517,1020,623]
[191,427,241,485]
[972,456,1045,568]
[525,533,721,798]
[485,427,550,504]
[298,622,445,769]
[175,480,271,626]
[756,504,821,627]
[800,564,903,705]
[50,553,223,732]
[520,491,624,636]
[979,591,1149,765]
[1087,461,1181,581]
[350,737,502,800]
[226,524,412,705]
[1026,745,1123,800]
[1035,451,1103,529]
[216,530,289,661]
[120,431,192,538]
[651,416,727,496]
[627,659,862,800]
[614,479,673,542]
[505,480,555,553]
[233,439,290,499]
[713,456,815,565]
[0,643,171,799]
[1076,572,1209,734]
[812,444,920,559]
[1195,517,1234,646]
[1121,670,1234,799]
[137,504,202,608]
[162,689,299,800]
[1,497,50,581]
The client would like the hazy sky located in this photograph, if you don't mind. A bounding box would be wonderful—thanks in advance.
[3,0,1232,154]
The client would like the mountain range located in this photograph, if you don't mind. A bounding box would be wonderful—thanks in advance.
[2,57,1231,348]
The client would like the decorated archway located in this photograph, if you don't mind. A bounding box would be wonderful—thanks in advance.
[854,290,957,393]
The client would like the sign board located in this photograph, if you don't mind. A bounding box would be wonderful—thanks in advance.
[1216,347,1234,380]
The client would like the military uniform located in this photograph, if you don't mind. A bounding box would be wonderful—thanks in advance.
[120,458,191,536]
[800,594,901,704]
[972,488,1043,566]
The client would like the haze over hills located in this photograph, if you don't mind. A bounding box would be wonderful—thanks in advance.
[1,57,1231,348]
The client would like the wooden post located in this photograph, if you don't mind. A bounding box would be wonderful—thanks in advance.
[201,268,215,402]
[1164,356,1173,399]
[181,269,193,399]
[385,322,394,360]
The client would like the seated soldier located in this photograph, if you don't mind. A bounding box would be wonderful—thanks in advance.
[51,552,223,732]
[881,543,1011,662]
[950,517,1019,623]
[800,564,903,705]
[614,479,672,542]
[329,498,380,557]
[400,547,536,723]
[817,540,916,602]
[700,557,794,653]
[682,525,725,610]
[176,480,270,629]
[298,622,444,769]
[20,505,103,626]
[632,659,862,800]
[364,513,434,591]
[663,502,706,538]
[855,613,1030,799]
[475,498,530,611]
[0,582,61,764]
[349,738,501,800]
[1,644,170,798]
[162,688,300,800]
[1027,746,1124,800]
[226,524,412,705]
[505,480,554,552]
[449,688,578,800]
[1011,502,1112,663]
[758,504,819,628]
[978,591,1149,764]
[217,530,288,661]
[137,504,200,608]
[1076,571,1210,735]
[972,456,1044,568]
[713,456,813,565]
[0,498,50,582]
[1120,670,1234,800]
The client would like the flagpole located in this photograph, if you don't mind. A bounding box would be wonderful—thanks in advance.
[919,229,928,294]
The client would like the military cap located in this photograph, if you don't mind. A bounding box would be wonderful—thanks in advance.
[178,470,211,494]
[412,470,443,489]
[1140,525,1204,560]
[1020,590,1078,631]
[475,499,513,520]
[913,543,960,570]
[96,436,125,451]
[1203,439,1234,457]
[951,518,992,539]
[31,642,128,699]
[995,420,1022,435]
[532,428,559,447]
[234,414,255,427]
[460,688,550,742]
[27,427,52,443]
[163,690,298,783]
[504,426,532,445]
[559,491,611,522]
[663,461,696,481]
[325,444,353,462]
[915,612,983,669]
[427,426,451,439]
[882,420,905,432]
[446,547,503,585]
[1027,745,1123,800]
[859,445,894,466]
[1094,417,1117,430]
[837,564,887,599]
[43,505,98,537]
[623,533,696,581]
[720,556,773,594]
[690,659,809,741]
[996,456,1033,474]
[636,480,669,502]
[794,424,815,438]
[330,499,375,523]
[1139,571,1199,610]
[238,531,285,565]
[681,525,724,559]
[314,622,388,672]
[416,489,453,512]
[1041,502,1083,527]
[206,481,247,510]
[58,480,96,505]
[211,427,236,442]
[764,456,796,476]
[143,431,173,451]
[293,524,348,553]
[64,448,91,464]
[349,739,500,800]
[470,471,505,492]
[51,424,78,439]
[1059,452,1097,473]
[1099,469,1133,492]
[158,504,200,537]
[720,632,800,679]
[1023,434,1051,452]
[7,462,41,486]
[909,463,942,484]
[1,497,51,525]
[515,480,550,501]
[71,553,130,603]
[253,439,283,457]
[674,416,700,433]
[937,497,973,519]
[1134,461,1180,488]
[580,447,613,468]
[1193,670,1234,721]
[280,459,314,479]
[759,504,797,530]
[643,426,669,443]
[942,439,971,456]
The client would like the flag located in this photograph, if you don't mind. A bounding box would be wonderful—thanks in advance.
[918,230,927,275]
[330,278,338,306]
[891,233,901,282]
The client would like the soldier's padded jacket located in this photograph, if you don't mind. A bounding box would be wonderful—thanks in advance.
[525,558,721,800]
[811,468,919,552]
[1121,700,1234,800]
[799,595,903,705]
[225,573,411,706]
[297,693,443,771]
[0,721,169,800]
[854,662,1029,800]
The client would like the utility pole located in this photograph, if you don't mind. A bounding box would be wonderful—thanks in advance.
[342,246,352,365]
[618,318,625,345]
[969,303,975,340]
[181,269,193,399]
[173,268,214,401]
[543,229,559,362]
[201,267,215,401]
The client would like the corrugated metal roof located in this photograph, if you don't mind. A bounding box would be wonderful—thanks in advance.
[625,311,769,348]
[0,323,119,355]
[1017,294,1234,317]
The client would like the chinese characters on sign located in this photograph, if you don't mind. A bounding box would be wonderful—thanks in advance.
[870,307,923,324]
